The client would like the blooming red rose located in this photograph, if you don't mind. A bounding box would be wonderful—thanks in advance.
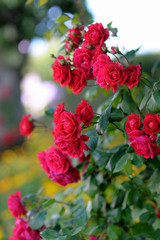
[68,68,87,94]
[53,111,81,142]
[92,44,107,63]
[52,55,71,87]
[83,23,109,46]
[37,146,80,186]
[19,114,33,138]
[49,165,80,186]
[128,130,160,159]
[46,146,71,174]
[125,113,141,134]
[9,218,42,240]
[143,113,160,136]
[93,54,112,77]
[53,103,66,124]
[7,191,27,218]
[56,135,90,158]
[124,64,141,89]
[103,61,125,92]
[73,46,94,79]
[76,100,94,126]
[37,151,50,175]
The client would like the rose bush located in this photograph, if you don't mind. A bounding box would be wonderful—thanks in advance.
[8,19,160,240]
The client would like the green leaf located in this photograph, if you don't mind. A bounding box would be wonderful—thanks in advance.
[58,23,68,35]
[87,136,98,152]
[113,153,131,173]
[152,59,160,75]
[109,108,124,122]
[40,229,60,239]
[148,169,160,194]
[56,14,70,23]
[120,91,139,115]
[38,0,48,6]
[132,222,155,238]
[29,210,46,230]
[96,106,111,134]
[132,153,144,167]
[124,47,141,62]
[108,145,128,171]
[107,224,121,240]
[147,90,160,113]
[139,91,152,110]
[72,14,81,24]
[42,198,56,208]
[123,159,132,177]
[139,212,151,222]
[45,107,56,117]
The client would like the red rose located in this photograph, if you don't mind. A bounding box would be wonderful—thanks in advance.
[53,103,66,124]
[73,46,94,79]
[76,100,94,126]
[37,146,80,186]
[128,130,160,159]
[83,23,109,46]
[49,165,80,186]
[68,68,87,94]
[103,61,125,92]
[54,135,90,158]
[53,111,81,142]
[68,26,84,46]
[46,146,71,174]
[93,54,112,89]
[64,25,84,53]
[37,151,50,175]
[124,64,141,89]
[9,218,42,240]
[52,55,71,87]
[143,113,160,135]
[7,191,27,218]
[92,44,107,63]
[19,114,33,138]
[125,113,141,133]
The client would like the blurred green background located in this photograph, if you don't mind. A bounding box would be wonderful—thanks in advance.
[0,0,160,239]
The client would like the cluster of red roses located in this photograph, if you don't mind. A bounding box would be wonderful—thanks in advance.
[37,100,94,186]
[52,22,141,94]
[7,191,43,240]
[64,24,84,53]
[126,113,160,159]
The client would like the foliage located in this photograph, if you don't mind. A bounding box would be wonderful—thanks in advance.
[6,6,160,240]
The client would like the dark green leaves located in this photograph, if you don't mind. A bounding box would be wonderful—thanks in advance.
[120,91,139,115]
[113,153,131,173]
[96,106,111,134]
[87,136,98,152]
[147,89,160,113]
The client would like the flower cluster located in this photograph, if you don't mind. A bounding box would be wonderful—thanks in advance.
[37,146,80,186]
[19,114,34,139]
[64,24,84,53]
[8,192,43,240]
[126,113,160,159]
[52,22,141,94]
[37,100,94,186]
[52,100,94,158]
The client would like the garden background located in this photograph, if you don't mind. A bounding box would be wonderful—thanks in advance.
[0,0,160,239]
